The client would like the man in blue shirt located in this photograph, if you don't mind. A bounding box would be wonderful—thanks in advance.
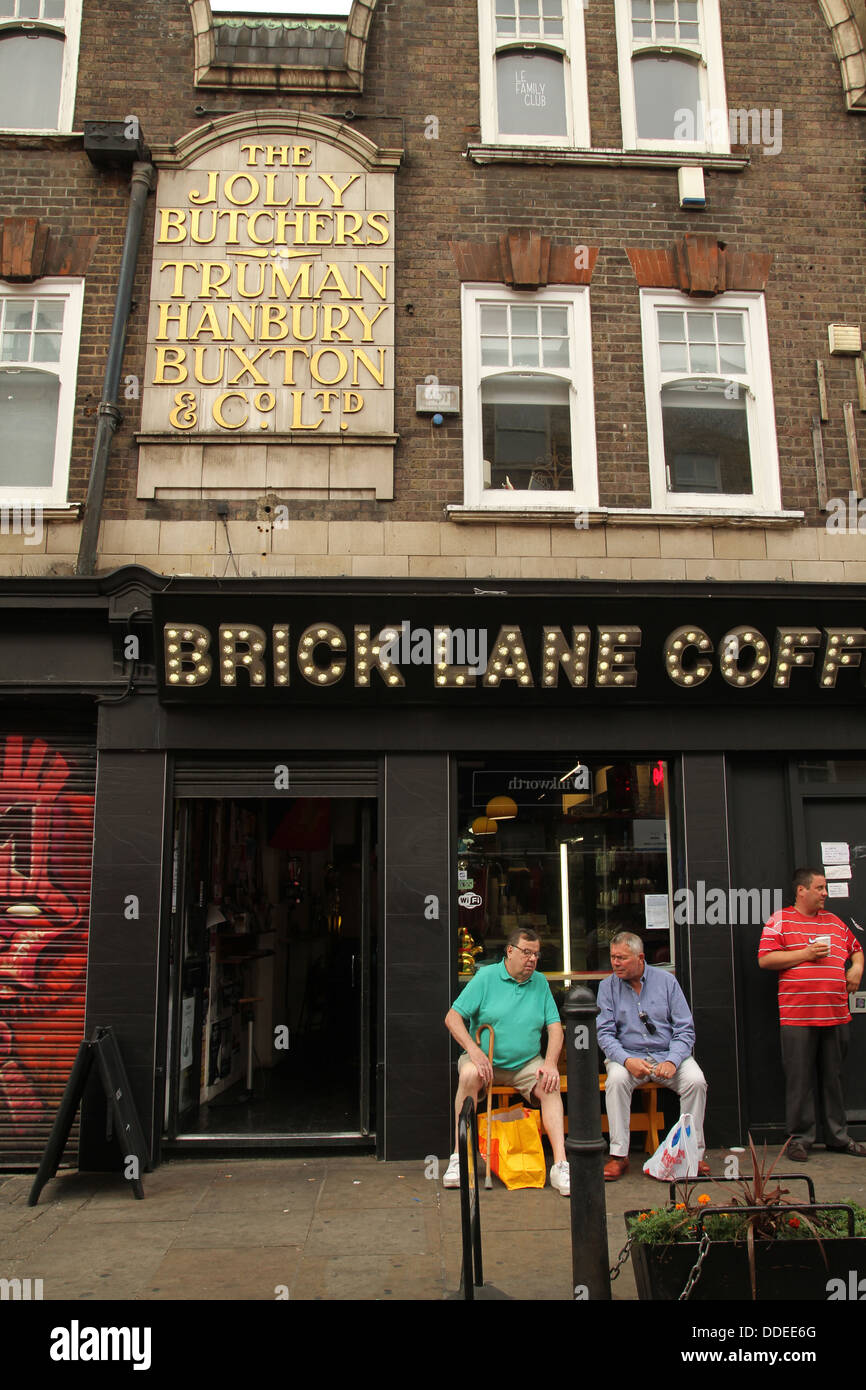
[443,927,570,1195]
[597,931,708,1181]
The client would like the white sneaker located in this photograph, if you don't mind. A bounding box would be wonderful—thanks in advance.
[443,1153,461,1188]
[549,1160,570,1196]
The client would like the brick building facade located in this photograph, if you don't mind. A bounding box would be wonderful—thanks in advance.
[1,2,865,1167]
[0,0,864,575]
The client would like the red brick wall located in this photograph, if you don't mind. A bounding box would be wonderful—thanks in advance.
[0,0,861,528]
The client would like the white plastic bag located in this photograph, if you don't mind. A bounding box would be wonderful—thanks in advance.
[642,1111,700,1180]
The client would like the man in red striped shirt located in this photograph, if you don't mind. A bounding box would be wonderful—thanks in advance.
[758,867,865,1161]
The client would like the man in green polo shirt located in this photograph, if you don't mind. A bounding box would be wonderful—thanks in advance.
[443,926,569,1195]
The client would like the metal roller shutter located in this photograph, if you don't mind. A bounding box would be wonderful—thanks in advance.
[172,757,378,799]
[0,731,96,1167]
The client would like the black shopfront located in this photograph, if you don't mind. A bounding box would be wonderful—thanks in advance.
[2,570,865,1168]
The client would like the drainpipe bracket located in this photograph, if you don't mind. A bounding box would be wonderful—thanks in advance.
[98,402,123,431]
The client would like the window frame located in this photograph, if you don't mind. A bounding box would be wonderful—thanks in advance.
[478,0,591,148]
[0,277,84,506]
[0,0,81,134]
[639,287,782,515]
[614,0,729,154]
[461,282,598,512]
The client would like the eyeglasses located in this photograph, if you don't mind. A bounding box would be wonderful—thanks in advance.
[638,1010,657,1035]
[511,945,541,961]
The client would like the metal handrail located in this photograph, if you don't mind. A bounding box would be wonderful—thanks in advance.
[668,1172,817,1204]
[457,1096,484,1299]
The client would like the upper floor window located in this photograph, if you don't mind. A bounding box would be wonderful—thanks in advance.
[0,279,83,504]
[615,0,729,153]
[461,283,598,510]
[478,0,590,146]
[639,289,781,514]
[0,0,81,132]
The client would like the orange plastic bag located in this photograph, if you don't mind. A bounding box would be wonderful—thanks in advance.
[477,1104,547,1190]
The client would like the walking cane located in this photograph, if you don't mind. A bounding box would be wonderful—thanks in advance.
[475,1024,495,1190]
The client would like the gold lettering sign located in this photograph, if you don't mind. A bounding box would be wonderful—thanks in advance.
[144,135,395,437]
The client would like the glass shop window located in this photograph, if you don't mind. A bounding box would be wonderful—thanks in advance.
[455,757,673,1001]
[797,760,866,785]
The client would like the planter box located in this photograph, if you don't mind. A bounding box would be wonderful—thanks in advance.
[626,1209,865,1300]
[631,1237,866,1301]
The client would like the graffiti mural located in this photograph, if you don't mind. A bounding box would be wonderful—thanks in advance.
[0,734,94,1146]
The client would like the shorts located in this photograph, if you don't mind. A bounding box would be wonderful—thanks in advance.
[457,1050,549,1105]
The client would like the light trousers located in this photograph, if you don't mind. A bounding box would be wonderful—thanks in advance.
[604,1056,707,1157]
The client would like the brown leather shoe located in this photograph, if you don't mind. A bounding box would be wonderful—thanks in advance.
[697,1160,710,1177]
[604,1156,630,1181]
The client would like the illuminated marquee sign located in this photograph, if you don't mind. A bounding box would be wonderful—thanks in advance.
[152,594,866,707]
[141,123,395,440]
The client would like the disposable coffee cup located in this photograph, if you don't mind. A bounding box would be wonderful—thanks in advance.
[814,934,831,951]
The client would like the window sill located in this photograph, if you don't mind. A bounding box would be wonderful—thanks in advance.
[0,130,82,148]
[466,143,749,171]
[0,502,81,519]
[194,62,359,94]
[446,505,804,527]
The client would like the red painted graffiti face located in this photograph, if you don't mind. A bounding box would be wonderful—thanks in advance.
[0,736,94,1131]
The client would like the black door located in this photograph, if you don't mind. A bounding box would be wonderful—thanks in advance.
[800,796,866,1129]
[164,791,376,1145]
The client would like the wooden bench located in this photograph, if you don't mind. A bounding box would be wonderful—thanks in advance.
[490,1071,665,1156]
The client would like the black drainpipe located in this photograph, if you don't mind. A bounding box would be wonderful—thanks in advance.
[76,159,154,576]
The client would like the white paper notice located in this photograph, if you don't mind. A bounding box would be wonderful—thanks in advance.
[644,894,670,931]
[180,996,195,1069]
[827,881,849,898]
[633,819,667,850]
[821,842,850,866]
[824,864,852,880]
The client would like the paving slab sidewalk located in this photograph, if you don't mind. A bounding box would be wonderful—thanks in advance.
[1,1147,864,1301]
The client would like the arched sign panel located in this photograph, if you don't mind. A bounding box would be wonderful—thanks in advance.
[138,113,399,501]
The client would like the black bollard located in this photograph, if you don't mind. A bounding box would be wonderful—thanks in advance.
[564,983,611,1301]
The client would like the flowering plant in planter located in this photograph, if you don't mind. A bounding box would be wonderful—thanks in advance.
[623,1136,866,1301]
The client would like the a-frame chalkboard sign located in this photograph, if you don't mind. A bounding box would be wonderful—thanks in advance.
[28,1026,150,1205]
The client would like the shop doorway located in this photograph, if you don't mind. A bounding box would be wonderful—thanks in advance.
[164,793,376,1145]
